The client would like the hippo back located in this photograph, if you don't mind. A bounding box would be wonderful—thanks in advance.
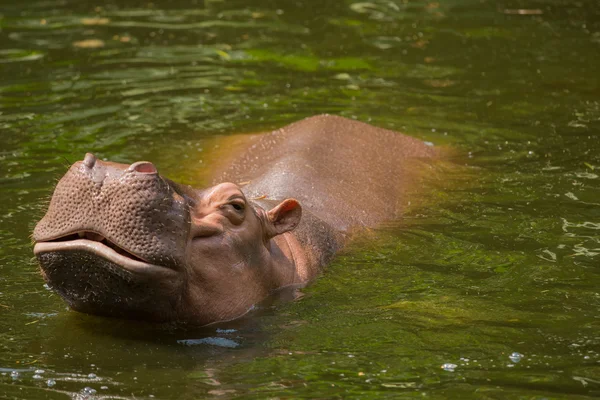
[216,115,436,231]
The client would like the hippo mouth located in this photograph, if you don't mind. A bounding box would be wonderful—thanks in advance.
[33,232,176,277]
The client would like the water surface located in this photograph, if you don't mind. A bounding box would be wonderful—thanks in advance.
[1,0,599,398]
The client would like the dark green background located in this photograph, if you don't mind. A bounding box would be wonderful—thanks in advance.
[1,0,599,398]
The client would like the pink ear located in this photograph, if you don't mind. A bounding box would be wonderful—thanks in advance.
[266,199,302,237]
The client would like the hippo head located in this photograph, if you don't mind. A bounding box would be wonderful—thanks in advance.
[33,154,302,324]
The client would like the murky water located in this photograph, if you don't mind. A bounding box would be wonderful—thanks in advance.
[1,0,599,398]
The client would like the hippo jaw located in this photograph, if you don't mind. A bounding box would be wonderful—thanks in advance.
[34,233,184,322]
[34,245,182,321]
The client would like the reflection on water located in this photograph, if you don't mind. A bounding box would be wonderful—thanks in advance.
[1,0,599,398]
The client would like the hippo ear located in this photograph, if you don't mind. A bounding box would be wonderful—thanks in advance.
[266,199,302,237]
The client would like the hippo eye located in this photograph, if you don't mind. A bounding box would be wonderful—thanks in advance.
[230,202,245,212]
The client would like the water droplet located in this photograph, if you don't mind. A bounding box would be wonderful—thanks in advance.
[47,379,56,387]
[100,386,109,390]
[10,371,19,379]
[33,374,43,380]
[34,369,45,374]
[509,352,523,363]
[88,373,97,379]
[215,329,236,334]
[81,387,97,396]
[441,363,457,372]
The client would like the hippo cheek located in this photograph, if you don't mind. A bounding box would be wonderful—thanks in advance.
[183,235,273,318]
[36,247,183,322]
[187,231,264,282]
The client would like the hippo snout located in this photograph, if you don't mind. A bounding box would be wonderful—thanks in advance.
[33,154,191,270]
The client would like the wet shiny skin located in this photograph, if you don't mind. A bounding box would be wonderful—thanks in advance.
[33,115,435,324]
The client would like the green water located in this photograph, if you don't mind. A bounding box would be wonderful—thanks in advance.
[1,0,599,398]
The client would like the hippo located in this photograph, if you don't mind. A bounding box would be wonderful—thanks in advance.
[33,115,436,325]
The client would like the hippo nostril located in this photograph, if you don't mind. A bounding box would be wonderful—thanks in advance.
[83,153,96,169]
[128,161,158,174]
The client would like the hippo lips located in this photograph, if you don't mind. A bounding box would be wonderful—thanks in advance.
[33,233,177,278]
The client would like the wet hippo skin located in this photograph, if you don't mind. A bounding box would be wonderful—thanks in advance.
[33,115,436,324]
